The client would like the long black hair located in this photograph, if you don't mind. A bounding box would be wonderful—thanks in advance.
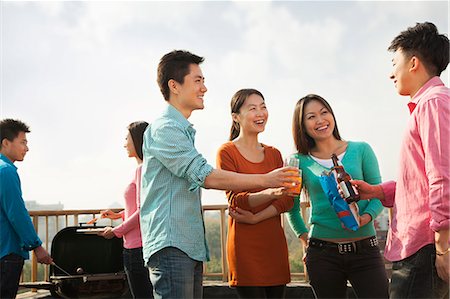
[292,94,341,155]
[229,89,265,141]
[127,121,149,160]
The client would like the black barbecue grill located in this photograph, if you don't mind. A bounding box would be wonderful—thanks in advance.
[21,224,129,298]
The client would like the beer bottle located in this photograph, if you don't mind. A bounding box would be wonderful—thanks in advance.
[331,154,360,204]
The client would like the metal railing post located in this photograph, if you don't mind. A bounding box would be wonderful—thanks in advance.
[31,215,38,292]
[219,207,228,282]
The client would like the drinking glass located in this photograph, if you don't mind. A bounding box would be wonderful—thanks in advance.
[285,156,302,195]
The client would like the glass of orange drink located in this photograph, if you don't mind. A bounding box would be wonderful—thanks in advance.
[286,156,302,195]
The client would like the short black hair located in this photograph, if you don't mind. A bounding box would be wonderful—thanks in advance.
[157,50,204,101]
[388,22,449,76]
[0,119,30,148]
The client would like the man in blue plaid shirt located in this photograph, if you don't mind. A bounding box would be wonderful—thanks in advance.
[140,50,298,299]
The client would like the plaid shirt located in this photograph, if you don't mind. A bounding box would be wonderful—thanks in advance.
[140,104,213,264]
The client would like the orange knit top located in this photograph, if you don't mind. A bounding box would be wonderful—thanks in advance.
[216,142,293,287]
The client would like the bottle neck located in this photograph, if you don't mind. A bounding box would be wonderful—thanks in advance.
[331,154,339,167]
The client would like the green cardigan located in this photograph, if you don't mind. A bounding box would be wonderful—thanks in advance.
[286,141,384,239]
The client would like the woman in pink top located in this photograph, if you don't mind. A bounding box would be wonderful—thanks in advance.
[100,121,153,299]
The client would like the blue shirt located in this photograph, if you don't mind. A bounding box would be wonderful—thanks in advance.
[140,105,213,264]
[0,154,42,259]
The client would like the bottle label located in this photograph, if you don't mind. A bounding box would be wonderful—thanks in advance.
[339,181,351,199]
[352,185,359,196]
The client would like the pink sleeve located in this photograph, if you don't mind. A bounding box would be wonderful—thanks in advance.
[113,167,142,238]
[380,181,396,208]
[418,98,450,232]
[113,211,140,238]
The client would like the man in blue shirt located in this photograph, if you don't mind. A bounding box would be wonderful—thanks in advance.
[0,119,53,299]
[140,50,298,299]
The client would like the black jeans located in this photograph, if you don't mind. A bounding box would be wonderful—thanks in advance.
[123,247,154,299]
[390,244,449,299]
[0,253,25,299]
[235,285,286,299]
[305,237,389,298]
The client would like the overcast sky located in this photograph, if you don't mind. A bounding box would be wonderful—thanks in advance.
[1,1,448,210]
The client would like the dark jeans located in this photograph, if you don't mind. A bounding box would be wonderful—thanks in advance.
[390,244,449,299]
[305,238,389,298]
[123,247,154,299]
[235,285,286,298]
[0,253,25,299]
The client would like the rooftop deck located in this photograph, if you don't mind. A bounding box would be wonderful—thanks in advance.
[18,204,389,298]
[17,282,329,299]
[18,205,310,298]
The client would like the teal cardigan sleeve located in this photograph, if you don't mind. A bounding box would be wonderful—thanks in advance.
[286,196,308,237]
[359,143,384,221]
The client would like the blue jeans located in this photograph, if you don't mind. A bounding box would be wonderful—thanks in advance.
[390,244,449,299]
[147,247,203,299]
[0,253,25,299]
[123,247,154,299]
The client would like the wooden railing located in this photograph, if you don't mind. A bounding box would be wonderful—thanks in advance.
[24,204,307,288]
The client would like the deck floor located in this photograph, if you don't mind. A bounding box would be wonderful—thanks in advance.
[17,281,358,299]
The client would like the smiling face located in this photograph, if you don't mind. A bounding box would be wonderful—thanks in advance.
[390,48,415,96]
[303,100,335,142]
[170,63,207,118]
[1,131,29,163]
[233,93,268,136]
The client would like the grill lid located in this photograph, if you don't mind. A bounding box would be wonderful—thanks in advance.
[50,225,124,276]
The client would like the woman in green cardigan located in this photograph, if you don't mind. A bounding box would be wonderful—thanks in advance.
[288,94,388,298]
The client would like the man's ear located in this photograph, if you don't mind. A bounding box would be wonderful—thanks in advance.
[0,138,9,151]
[168,79,179,96]
[410,56,420,72]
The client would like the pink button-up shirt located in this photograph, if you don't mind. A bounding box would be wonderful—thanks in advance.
[381,76,450,262]
[112,165,143,249]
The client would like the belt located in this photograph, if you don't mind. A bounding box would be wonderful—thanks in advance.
[308,236,379,254]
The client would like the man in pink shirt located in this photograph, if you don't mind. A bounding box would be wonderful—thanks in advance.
[351,22,449,298]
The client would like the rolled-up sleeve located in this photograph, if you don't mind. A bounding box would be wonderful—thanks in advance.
[419,98,450,232]
[380,181,396,208]
[150,123,213,192]
[186,157,214,192]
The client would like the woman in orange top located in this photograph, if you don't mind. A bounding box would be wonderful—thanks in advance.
[216,89,295,298]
